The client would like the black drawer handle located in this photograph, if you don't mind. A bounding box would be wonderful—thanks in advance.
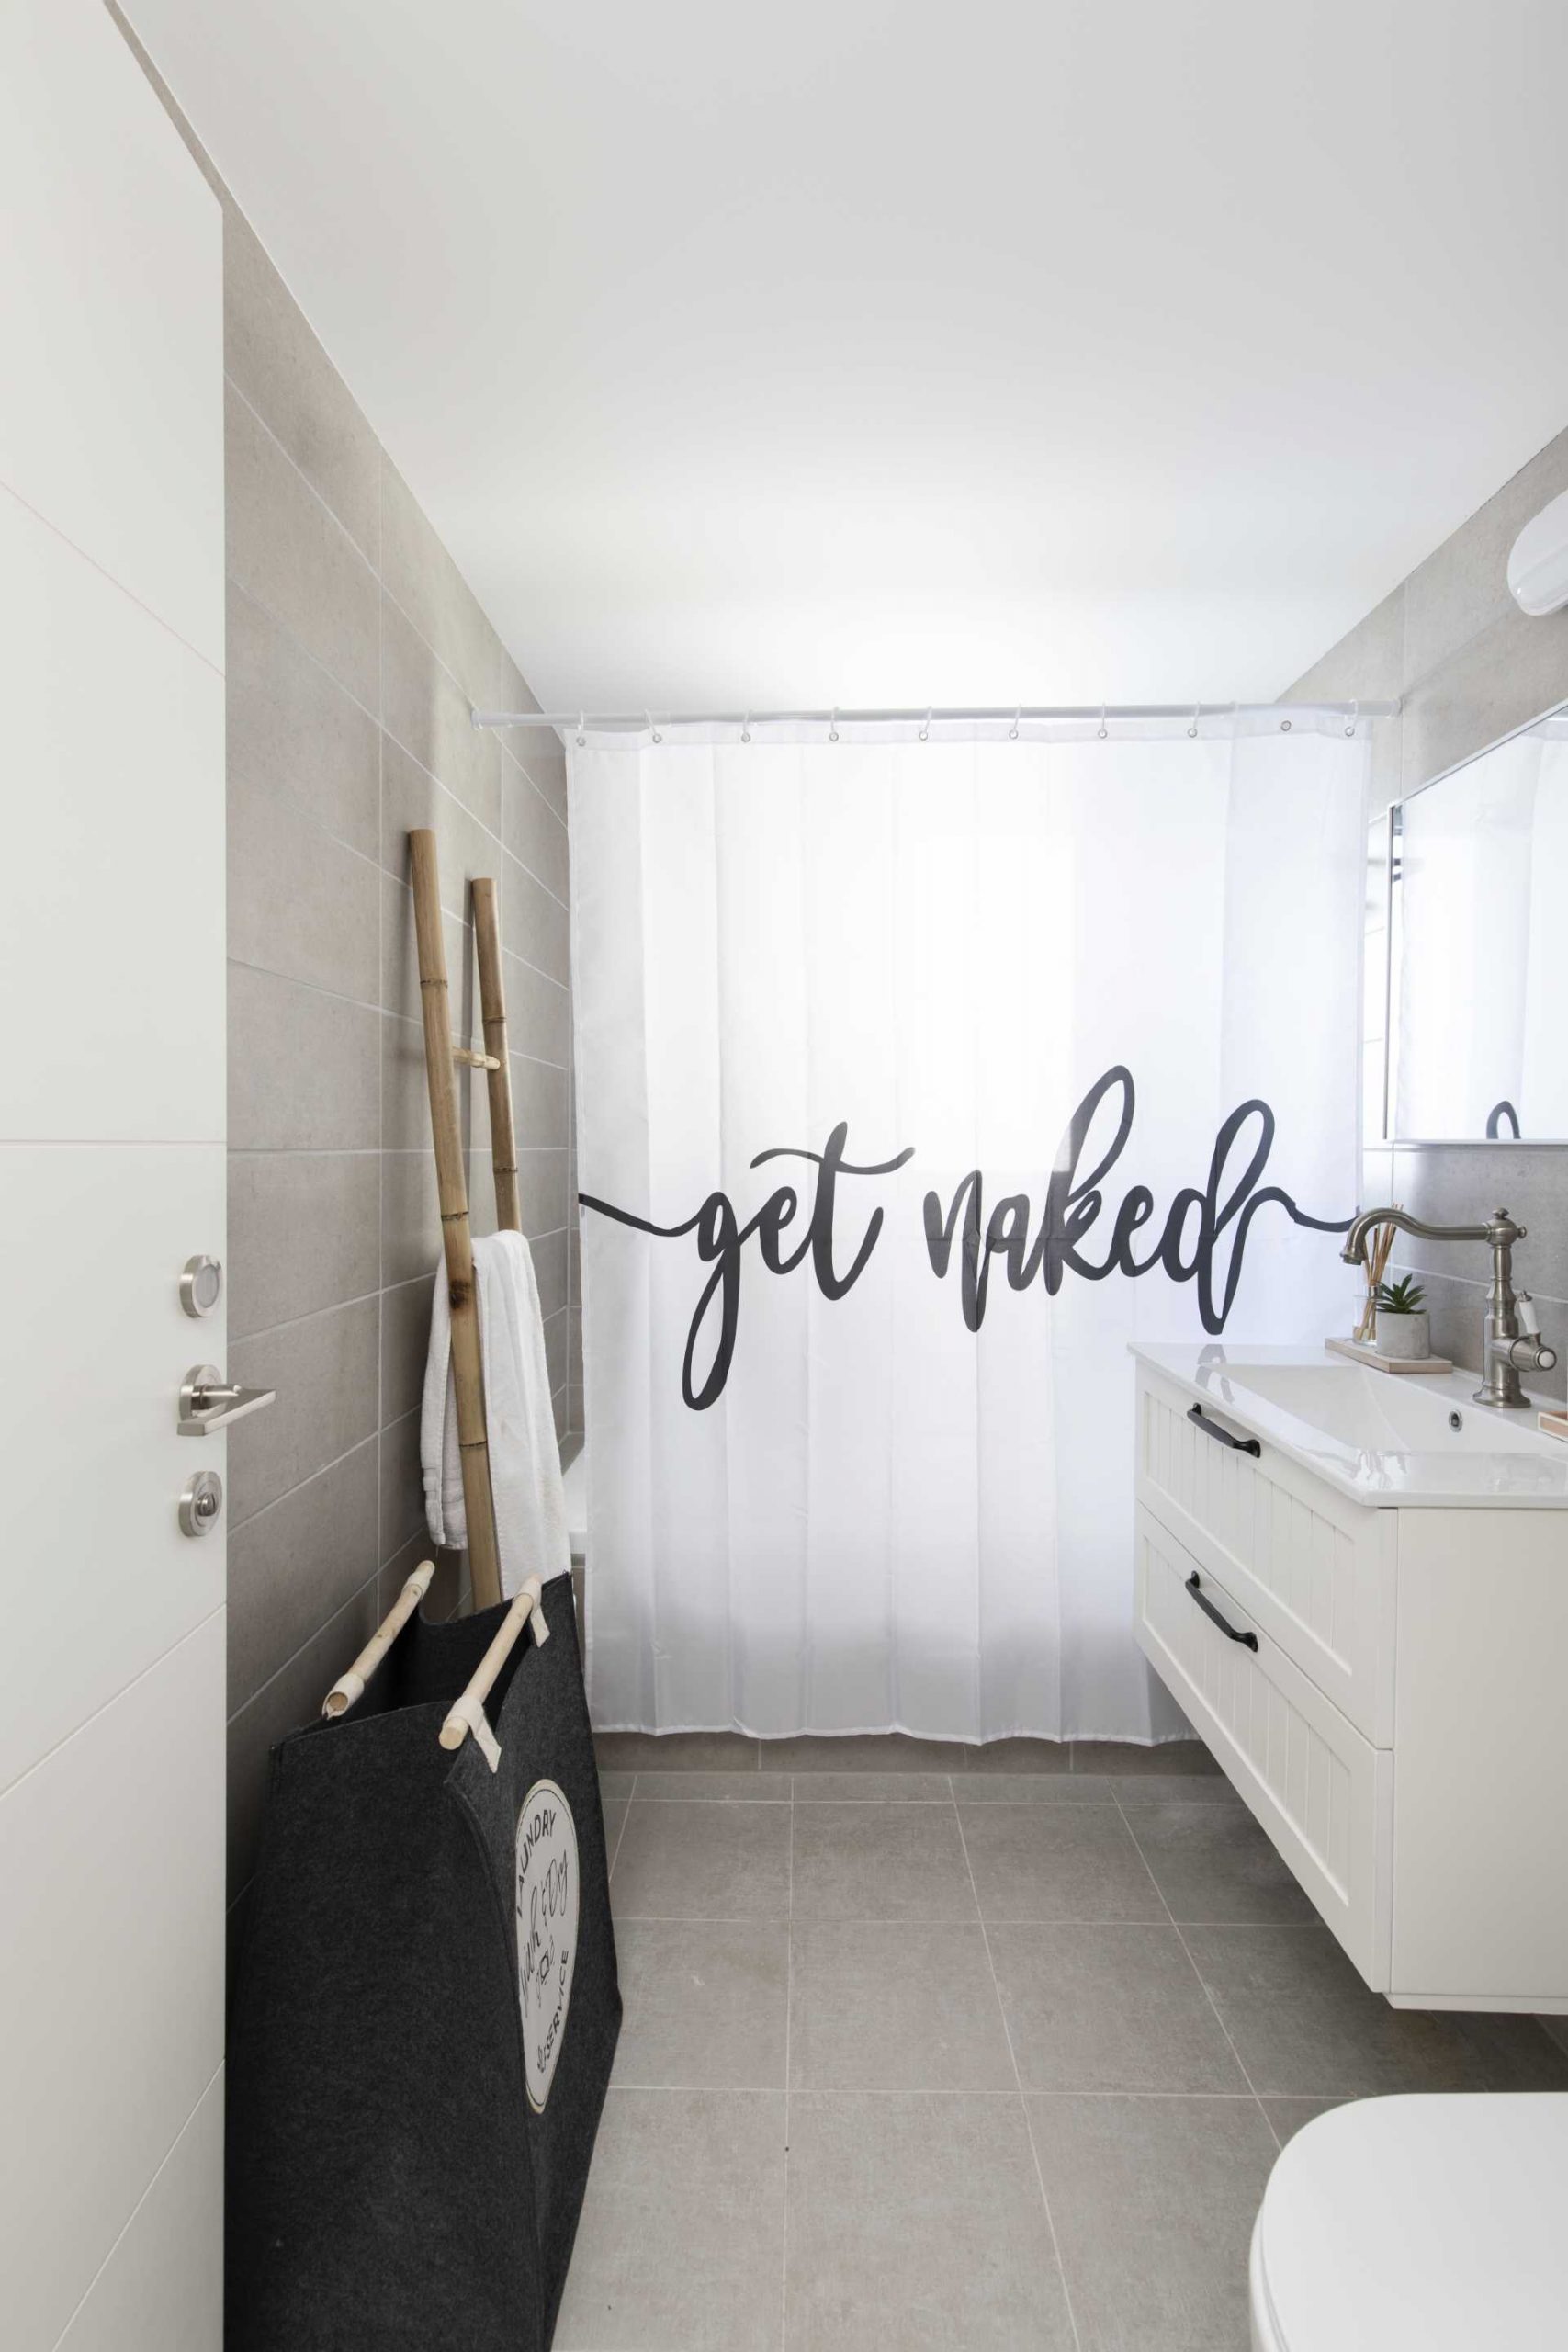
[1187,1403,1260,1457]
[1185,1571,1258,1651]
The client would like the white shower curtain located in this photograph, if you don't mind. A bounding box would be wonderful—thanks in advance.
[570,718,1367,1741]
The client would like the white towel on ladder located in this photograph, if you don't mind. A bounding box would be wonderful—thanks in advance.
[420,1229,570,1598]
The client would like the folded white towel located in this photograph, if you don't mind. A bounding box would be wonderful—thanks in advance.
[420,1229,570,1599]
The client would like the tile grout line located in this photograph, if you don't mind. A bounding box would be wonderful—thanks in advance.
[229,379,570,854]
[227,1566,383,1733]
[229,1428,378,1540]
[385,868,571,994]
[1,473,224,684]
[231,949,571,1064]
[1111,1791,1282,2151]
[0,1600,225,1811]
[228,378,379,584]
[231,1227,570,1355]
[606,1778,634,1879]
[44,2054,227,2349]
[951,1800,1086,2352]
[603,1912,1289,1926]
[232,1281,383,1348]
[228,561,570,912]
[604,2081,1273,2099]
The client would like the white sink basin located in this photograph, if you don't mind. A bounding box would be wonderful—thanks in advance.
[1132,1343,1568,1507]
[1223,1362,1552,1455]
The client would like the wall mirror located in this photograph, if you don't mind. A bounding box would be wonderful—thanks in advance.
[1365,704,1568,1144]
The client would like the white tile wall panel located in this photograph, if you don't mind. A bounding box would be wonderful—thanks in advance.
[0,1611,225,2351]
[54,2069,223,2352]
[0,1143,226,1796]
[0,489,225,1144]
[0,0,222,663]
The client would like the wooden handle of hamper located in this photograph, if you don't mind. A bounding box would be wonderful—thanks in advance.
[439,1576,550,1770]
[322,1561,435,1718]
[408,827,503,1614]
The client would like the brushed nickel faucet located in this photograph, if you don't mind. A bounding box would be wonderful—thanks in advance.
[1340,1206,1559,1410]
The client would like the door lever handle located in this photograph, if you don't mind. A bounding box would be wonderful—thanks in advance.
[178,1363,276,1435]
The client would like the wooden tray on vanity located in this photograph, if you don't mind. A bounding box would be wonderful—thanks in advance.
[1325,1335,1455,1376]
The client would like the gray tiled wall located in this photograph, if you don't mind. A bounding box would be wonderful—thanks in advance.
[1284,428,1568,1399]
[111,9,581,1915]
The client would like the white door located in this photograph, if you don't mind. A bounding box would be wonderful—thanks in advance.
[0,3,228,2346]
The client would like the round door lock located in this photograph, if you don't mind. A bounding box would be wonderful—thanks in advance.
[180,1255,223,1318]
[179,1469,223,1538]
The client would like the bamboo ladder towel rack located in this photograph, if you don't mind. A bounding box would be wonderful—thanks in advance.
[408,828,525,1613]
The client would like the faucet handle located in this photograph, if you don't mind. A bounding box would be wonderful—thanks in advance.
[1517,1293,1541,1337]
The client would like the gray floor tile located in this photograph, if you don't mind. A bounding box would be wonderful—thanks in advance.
[1445,2010,1568,2090]
[634,1770,789,1802]
[594,1731,761,1772]
[958,1774,1118,1805]
[761,1733,958,1773]
[1111,1774,1243,1807]
[1028,2094,1276,2352]
[1072,1738,1219,1776]
[612,1920,789,2089]
[789,1772,953,1803]
[610,1800,791,1920]
[958,1804,1166,1924]
[788,1922,1015,2092]
[989,1924,1249,2094]
[785,2094,1075,2351]
[554,2088,786,2351]
[1262,2096,1348,2147]
[1181,1921,1552,2096]
[601,1800,627,1860]
[595,1772,636,1804]
[1121,1804,1315,1924]
[791,1803,977,1922]
[963,1737,1073,1775]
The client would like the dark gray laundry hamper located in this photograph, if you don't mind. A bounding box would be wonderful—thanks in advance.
[226,1570,620,2352]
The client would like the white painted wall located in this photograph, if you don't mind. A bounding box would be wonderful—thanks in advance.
[0,2,227,2344]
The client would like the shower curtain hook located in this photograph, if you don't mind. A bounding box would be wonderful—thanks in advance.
[741,710,751,743]
[1097,705,1108,740]
[1347,698,1359,739]
[1188,702,1200,739]
[1010,706,1021,741]
[919,708,931,742]
[576,711,585,747]
[829,707,839,743]
[646,709,661,744]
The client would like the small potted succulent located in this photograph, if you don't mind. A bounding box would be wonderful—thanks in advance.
[1372,1274,1430,1361]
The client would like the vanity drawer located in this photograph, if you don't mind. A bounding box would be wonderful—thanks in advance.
[1134,1503,1393,1987]
[1136,1368,1396,1744]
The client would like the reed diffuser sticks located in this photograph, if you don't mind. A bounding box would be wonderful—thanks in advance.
[1353,1212,1400,1343]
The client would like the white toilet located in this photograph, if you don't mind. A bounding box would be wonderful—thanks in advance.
[1250,2094,1568,2350]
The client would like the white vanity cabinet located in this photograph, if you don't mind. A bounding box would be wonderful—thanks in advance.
[1133,1355,1568,2013]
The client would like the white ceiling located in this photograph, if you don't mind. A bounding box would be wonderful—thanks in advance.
[126,0,1568,712]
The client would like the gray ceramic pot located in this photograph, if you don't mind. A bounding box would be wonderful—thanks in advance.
[1374,1306,1430,1361]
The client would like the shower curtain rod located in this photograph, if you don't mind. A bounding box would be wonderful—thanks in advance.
[470,700,1397,734]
